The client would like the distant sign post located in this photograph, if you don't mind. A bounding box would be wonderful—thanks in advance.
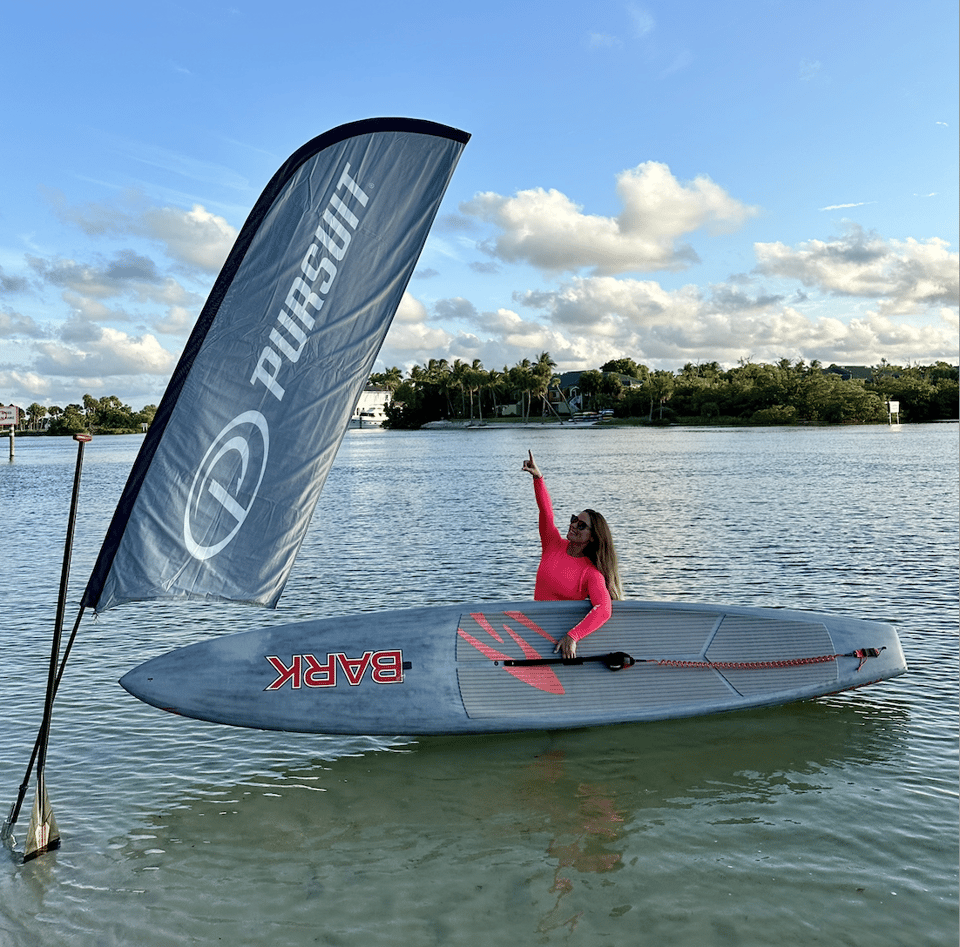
[0,405,17,460]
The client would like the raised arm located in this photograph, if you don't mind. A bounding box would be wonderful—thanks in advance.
[524,452,561,547]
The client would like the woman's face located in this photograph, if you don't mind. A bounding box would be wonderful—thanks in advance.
[567,511,593,544]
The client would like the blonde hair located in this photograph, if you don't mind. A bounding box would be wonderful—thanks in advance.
[583,509,622,600]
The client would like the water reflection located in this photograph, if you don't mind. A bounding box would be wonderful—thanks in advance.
[91,696,916,941]
[112,698,909,858]
[516,750,626,933]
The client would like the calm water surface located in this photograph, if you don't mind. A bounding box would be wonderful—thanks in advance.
[1,423,956,946]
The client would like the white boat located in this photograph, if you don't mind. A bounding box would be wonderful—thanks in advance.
[350,387,391,427]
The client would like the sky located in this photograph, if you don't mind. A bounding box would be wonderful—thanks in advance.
[1,0,957,411]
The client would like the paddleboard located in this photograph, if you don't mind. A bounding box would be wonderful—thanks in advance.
[119,600,906,734]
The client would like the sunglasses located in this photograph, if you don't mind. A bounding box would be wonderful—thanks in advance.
[569,515,591,532]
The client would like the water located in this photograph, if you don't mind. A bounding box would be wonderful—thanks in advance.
[1,423,956,946]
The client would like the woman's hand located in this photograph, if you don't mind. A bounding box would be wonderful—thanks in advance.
[554,634,577,660]
[522,450,542,479]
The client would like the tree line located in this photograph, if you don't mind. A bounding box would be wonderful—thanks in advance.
[9,395,157,435]
[5,356,955,435]
[372,353,562,428]
[372,356,959,427]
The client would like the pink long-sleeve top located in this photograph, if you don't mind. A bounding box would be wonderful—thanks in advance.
[533,476,612,641]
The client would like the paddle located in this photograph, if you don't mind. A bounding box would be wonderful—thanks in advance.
[2,433,91,861]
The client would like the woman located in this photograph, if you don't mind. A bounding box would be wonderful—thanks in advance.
[522,450,622,659]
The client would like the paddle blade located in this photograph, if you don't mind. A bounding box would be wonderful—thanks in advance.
[23,781,60,862]
[0,800,17,842]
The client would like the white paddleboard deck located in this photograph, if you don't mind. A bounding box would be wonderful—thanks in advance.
[119,600,906,734]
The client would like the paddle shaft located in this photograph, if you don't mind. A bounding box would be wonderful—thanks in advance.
[3,434,90,838]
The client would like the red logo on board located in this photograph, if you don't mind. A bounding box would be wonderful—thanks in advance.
[265,650,403,690]
[457,611,565,695]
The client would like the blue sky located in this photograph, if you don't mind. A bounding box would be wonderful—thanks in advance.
[1,0,956,410]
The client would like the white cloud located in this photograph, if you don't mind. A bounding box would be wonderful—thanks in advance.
[474,306,572,353]
[0,308,46,339]
[381,292,454,357]
[374,255,958,378]
[32,324,175,377]
[28,253,145,300]
[142,204,236,272]
[522,276,701,332]
[0,264,31,293]
[375,206,959,378]
[820,201,875,211]
[461,162,757,275]
[0,369,56,401]
[587,32,622,50]
[48,190,237,273]
[658,50,693,79]
[511,274,957,367]
[61,291,122,324]
[24,249,206,339]
[153,304,197,336]
[2,369,165,407]
[754,226,959,314]
[25,250,200,307]
[799,59,822,81]
[377,294,613,375]
[627,4,655,38]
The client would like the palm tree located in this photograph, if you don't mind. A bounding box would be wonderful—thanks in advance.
[426,358,453,415]
[449,358,469,417]
[370,366,403,391]
[409,363,427,387]
[484,367,503,417]
[533,351,557,418]
[648,370,675,420]
[510,359,534,420]
[466,358,485,422]
[577,370,603,411]
[26,403,47,431]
